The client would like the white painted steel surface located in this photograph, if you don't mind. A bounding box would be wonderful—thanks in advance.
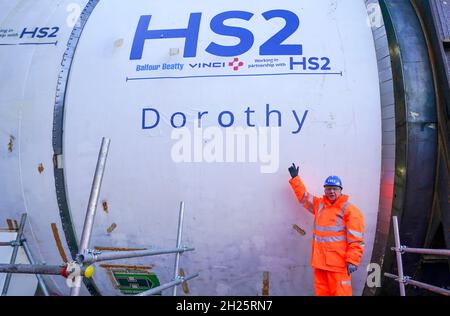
[0,0,382,295]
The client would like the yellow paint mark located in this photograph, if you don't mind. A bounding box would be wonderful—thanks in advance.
[107,223,117,234]
[179,268,190,294]
[293,224,306,236]
[51,223,68,263]
[84,265,95,279]
[94,246,147,252]
[102,201,109,213]
[38,163,44,174]
[7,136,14,152]
[6,219,14,231]
[262,271,270,296]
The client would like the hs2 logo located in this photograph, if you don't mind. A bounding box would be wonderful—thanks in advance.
[20,27,59,39]
[130,10,304,60]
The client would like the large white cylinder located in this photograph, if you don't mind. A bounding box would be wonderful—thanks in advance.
[0,0,385,295]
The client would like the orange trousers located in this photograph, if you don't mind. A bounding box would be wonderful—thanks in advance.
[314,269,352,296]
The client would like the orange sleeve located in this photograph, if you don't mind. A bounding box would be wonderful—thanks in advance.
[344,205,365,266]
[289,176,320,215]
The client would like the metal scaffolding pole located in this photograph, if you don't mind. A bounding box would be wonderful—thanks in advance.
[172,201,185,296]
[22,240,50,296]
[385,273,450,296]
[0,264,66,276]
[80,247,194,264]
[392,216,406,296]
[387,216,450,296]
[391,246,450,256]
[1,213,27,296]
[136,273,199,296]
[70,137,110,296]
[0,263,91,278]
[0,138,199,297]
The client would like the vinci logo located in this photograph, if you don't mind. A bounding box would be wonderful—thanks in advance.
[130,10,303,60]
[189,58,245,71]
[229,58,244,71]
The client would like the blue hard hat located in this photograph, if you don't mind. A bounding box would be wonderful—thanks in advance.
[324,176,343,189]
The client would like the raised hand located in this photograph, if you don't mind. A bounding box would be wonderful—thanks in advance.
[288,163,299,179]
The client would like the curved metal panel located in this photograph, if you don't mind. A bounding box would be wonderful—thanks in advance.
[413,0,450,253]
[377,0,438,295]
[0,0,385,296]
[363,0,396,296]
[52,0,101,296]
[61,0,382,295]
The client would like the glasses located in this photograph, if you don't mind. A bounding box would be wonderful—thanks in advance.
[324,187,341,192]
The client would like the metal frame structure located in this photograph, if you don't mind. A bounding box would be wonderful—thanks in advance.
[384,216,450,296]
[0,138,198,296]
[73,199,198,296]
[69,137,110,296]
[0,213,50,296]
[53,0,102,296]
[137,201,199,297]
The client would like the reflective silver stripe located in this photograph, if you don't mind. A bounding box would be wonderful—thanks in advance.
[308,194,314,214]
[316,203,325,221]
[347,229,364,238]
[341,280,351,285]
[336,202,350,226]
[300,192,307,204]
[348,239,365,245]
[317,203,324,215]
[314,224,345,232]
[313,235,347,243]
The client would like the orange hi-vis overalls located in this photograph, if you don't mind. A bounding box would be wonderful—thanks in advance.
[289,176,365,296]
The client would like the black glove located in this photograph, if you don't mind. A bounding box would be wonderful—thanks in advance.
[288,163,299,179]
[347,263,358,275]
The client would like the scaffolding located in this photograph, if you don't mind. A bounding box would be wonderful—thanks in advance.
[384,216,450,296]
[0,137,199,296]
[0,213,50,296]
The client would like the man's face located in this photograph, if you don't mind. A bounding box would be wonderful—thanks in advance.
[324,186,342,201]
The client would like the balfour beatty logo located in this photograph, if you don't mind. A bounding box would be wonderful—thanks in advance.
[130,10,303,60]
[136,58,246,73]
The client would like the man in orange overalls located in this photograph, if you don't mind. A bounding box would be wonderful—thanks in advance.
[288,163,365,296]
